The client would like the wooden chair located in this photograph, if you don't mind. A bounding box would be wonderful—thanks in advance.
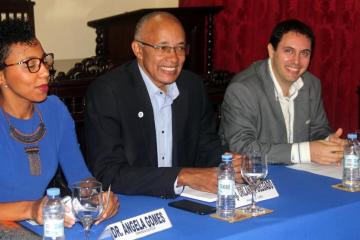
[49,56,113,161]
[0,0,35,29]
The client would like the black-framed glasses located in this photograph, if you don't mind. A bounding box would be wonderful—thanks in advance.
[3,53,54,73]
[136,40,189,56]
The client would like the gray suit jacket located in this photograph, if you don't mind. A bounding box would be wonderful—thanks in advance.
[219,59,331,164]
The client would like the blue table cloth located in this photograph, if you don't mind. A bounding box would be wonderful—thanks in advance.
[22,166,360,239]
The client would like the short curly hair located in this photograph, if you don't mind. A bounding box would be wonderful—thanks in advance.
[0,18,36,70]
[269,19,315,51]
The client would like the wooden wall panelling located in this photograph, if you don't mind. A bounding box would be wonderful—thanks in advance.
[87,6,223,78]
[0,0,35,30]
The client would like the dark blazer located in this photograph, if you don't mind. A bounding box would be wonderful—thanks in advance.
[219,59,331,164]
[85,60,222,198]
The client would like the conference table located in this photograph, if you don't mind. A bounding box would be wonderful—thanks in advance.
[19,165,360,239]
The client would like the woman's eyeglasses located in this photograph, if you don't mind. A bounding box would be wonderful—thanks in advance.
[3,53,54,73]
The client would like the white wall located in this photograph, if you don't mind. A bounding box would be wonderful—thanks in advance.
[33,0,178,72]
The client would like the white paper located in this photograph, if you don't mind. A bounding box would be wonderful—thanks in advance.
[181,179,279,207]
[181,187,217,202]
[25,220,39,226]
[287,163,342,179]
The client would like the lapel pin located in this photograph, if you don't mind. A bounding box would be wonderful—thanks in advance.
[138,111,144,118]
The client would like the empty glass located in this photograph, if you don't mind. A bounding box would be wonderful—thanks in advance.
[241,151,268,216]
[71,180,104,240]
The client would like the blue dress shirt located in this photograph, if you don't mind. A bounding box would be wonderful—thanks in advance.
[139,65,186,194]
[139,65,179,167]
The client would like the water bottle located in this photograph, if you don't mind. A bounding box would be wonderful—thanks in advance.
[342,133,360,189]
[217,153,236,218]
[43,188,65,240]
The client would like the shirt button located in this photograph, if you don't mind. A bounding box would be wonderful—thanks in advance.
[162,130,164,134]
[162,157,165,160]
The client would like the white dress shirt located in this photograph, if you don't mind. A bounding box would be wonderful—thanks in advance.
[268,59,311,163]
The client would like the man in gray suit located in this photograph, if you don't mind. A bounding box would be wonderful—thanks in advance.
[220,19,345,164]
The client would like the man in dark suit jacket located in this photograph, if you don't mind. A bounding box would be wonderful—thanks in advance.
[85,12,240,198]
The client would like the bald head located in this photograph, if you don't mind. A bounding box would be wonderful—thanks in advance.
[131,11,186,92]
[134,11,184,41]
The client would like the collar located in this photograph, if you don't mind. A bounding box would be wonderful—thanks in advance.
[138,64,179,100]
[268,58,303,100]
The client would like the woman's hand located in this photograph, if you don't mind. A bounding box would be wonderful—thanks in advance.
[30,197,46,225]
[63,200,76,228]
[95,191,120,225]
[31,196,76,228]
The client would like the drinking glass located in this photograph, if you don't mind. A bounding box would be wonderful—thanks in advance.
[71,180,104,240]
[241,151,268,216]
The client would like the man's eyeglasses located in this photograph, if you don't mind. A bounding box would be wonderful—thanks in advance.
[3,53,54,73]
[136,40,189,56]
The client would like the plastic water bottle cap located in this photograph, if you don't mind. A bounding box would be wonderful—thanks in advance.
[46,188,60,197]
[347,133,357,140]
[221,153,233,161]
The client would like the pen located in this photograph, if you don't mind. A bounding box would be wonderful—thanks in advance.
[106,184,111,210]
[96,184,112,225]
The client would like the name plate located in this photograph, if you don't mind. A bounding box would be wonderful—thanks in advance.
[235,179,279,208]
[106,208,172,240]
